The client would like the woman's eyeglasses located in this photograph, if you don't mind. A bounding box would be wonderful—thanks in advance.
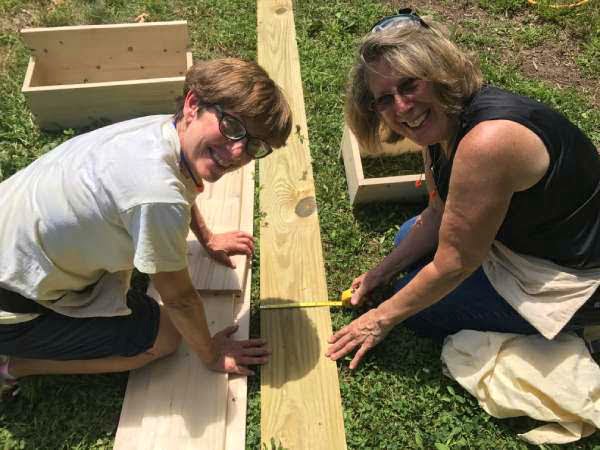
[370,8,429,34]
[209,104,273,159]
[370,78,419,113]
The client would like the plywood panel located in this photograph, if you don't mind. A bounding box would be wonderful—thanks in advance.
[257,1,347,448]
[114,292,233,450]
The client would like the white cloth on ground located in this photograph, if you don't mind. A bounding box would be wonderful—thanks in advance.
[0,115,198,324]
[482,240,600,339]
[442,330,600,444]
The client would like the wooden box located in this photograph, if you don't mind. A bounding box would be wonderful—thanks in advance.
[20,21,192,130]
[340,123,427,205]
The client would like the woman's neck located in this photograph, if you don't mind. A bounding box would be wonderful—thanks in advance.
[439,116,461,158]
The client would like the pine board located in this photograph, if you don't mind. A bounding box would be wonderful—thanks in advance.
[21,22,188,85]
[113,292,233,450]
[223,161,254,450]
[224,269,252,450]
[257,1,347,448]
[187,162,254,292]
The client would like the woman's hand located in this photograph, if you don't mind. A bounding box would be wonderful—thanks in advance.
[349,270,384,306]
[207,325,270,376]
[204,231,255,268]
[325,308,392,370]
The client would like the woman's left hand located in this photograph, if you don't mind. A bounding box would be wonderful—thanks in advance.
[325,308,392,370]
[205,231,255,268]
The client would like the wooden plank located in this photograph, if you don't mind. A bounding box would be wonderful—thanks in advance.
[340,124,364,205]
[225,267,252,450]
[355,175,427,204]
[20,21,188,85]
[257,1,347,449]
[187,198,243,291]
[187,162,254,292]
[114,292,233,450]
[22,75,185,130]
[224,160,254,449]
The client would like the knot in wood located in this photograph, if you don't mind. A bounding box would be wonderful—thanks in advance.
[295,196,316,217]
[275,7,287,14]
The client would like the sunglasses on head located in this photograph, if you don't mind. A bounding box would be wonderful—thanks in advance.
[370,8,429,33]
[207,104,273,160]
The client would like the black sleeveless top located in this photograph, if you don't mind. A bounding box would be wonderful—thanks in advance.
[430,86,600,269]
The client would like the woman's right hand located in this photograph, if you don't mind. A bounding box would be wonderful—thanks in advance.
[349,270,383,306]
[206,324,270,376]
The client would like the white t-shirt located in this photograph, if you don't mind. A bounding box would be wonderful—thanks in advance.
[0,115,198,323]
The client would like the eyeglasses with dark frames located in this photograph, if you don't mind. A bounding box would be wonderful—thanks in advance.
[209,104,273,159]
[369,8,429,34]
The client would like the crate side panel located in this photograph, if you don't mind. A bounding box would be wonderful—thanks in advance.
[21,22,188,86]
[354,176,427,204]
[25,79,183,130]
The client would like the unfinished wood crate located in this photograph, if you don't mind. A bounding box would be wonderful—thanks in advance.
[340,123,428,205]
[20,21,192,130]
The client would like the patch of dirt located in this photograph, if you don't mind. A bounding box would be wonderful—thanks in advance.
[0,4,39,34]
[0,4,41,71]
[384,0,599,107]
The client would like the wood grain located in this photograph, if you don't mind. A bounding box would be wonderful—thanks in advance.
[340,124,427,205]
[257,1,347,448]
[20,22,188,85]
[224,268,252,450]
[22,74,186,130]
[114,292,233,450]
[20,22,190,130]
[187,162,254,292]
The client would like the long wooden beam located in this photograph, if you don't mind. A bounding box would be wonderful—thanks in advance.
[257,1,347,448]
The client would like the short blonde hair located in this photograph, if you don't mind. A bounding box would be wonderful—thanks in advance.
[346,19,483,151]
[175,58,292,148]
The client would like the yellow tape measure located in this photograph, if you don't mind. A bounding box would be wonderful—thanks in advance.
[259,289,353,310]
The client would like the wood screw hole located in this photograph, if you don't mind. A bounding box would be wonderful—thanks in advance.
[127,46,133,52]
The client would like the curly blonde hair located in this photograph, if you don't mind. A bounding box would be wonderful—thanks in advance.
[174,58,292,148]
[346,18,483,151]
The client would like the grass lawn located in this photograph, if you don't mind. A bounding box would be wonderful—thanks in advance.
[1,0,600,448]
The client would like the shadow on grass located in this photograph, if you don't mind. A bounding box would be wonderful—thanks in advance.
[352,201,424,233]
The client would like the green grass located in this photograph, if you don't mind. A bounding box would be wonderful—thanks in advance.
[1,0,600,449]
[362,153,424,179]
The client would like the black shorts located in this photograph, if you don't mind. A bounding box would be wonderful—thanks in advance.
[0,290,160,360]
